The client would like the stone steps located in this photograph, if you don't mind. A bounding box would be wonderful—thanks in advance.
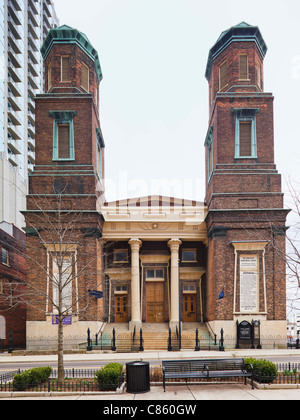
[100,323,216,352]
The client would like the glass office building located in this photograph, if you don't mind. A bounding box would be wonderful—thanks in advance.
[0,0,59,227]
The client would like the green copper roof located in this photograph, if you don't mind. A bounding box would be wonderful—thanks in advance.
[205,22,267,81]
[41,25,103,82]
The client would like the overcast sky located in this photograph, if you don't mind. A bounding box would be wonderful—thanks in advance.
[52,1,300,315]
[53,0,299,207]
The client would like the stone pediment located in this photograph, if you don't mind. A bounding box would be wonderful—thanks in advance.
[101,195,208,242]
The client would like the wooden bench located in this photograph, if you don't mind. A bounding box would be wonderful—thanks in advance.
[162,358,254,391]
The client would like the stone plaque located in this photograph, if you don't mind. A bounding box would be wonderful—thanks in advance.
[240,255,258,313]
[238,321,252,340]
[240,256,258,269]
[240,271,258,312]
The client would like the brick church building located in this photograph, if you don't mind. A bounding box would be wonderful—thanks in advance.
[24,23,289,350]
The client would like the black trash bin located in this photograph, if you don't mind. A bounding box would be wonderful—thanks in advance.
[126,361,150,394]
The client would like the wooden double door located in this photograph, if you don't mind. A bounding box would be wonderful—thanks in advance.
[146,282,164,323]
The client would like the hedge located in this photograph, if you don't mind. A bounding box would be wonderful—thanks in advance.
[245,357,278,383]
[13,367,53,391]
[95,363,123,390]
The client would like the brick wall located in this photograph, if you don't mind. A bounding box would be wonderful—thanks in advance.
[0,226,26,348]
[24,41,104,325]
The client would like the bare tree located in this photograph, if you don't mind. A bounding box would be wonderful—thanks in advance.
[20,186,105,383]
[282,178,300,315]
[240,176,300,316]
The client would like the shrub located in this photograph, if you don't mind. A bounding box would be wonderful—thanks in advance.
[13,367,52,391]
[95,363,123,390]
[245,358,277,383]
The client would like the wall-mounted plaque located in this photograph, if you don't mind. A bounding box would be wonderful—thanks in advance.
[237,320,252,340]
[240,255,258,313]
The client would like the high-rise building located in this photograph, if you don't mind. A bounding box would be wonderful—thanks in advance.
[0,0,59,228]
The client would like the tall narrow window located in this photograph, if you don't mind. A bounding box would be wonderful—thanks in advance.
[53,255,73,314]
[1,247,9,266]
[50,111,76,161]
[219,61,228,91]
[61,56,70,82]
[234,109,259,158]
[96,127,104,180]
[239,54,249,80]
[47,63,52,92]
[58,124,70,159]
[256,63,261,90]
[205,126,213,180]
[81,62,89,92]
[239,121,252,156]
[97,144,102,179]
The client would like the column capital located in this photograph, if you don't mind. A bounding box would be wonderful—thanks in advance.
[128,238,142,251]
[168,238,182,251]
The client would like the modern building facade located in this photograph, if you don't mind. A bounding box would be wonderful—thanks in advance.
[24,22,289,350]
[0,0,59,228]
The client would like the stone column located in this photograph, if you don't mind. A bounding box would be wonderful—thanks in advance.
[168,239,182,331]
[129,238,142,331]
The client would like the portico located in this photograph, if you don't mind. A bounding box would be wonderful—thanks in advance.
[102,196,207,331]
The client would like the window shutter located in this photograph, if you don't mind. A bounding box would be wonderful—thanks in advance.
[81,62,89,91]
[61,56,70,82]
[239,121,252,156]
[219,61,228,91]
[58,124,70,159]
[239,55,248,80]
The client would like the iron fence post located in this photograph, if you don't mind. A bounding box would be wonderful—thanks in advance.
[139,328,144,352]
[219,328,225,351]
[111,328,116,351]
[87,328,92,351]
[168,328,172,351]
[195,328,200,351]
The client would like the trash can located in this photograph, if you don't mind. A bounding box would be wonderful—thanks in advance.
[126,361,150,393]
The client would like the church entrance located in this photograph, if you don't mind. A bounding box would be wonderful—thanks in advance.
[115,295,128,323]
[182,294,196,322]
[146,282,164,323]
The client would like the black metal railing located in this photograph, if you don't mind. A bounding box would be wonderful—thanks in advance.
[86,327,224,352]
[131,327,144,352]
[4,364,300,392]
[0,370,21,384]
[0,369,125,392]
[0,380,123,393]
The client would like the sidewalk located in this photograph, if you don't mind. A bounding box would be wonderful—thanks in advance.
[1,384,300,400]
[1,349,300,400]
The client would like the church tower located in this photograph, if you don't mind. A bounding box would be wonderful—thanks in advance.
[24,25,105,349]
[204,23,289,343]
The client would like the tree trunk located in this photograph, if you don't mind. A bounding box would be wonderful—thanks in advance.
[57,267,64,383]
[57,315,64,383]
